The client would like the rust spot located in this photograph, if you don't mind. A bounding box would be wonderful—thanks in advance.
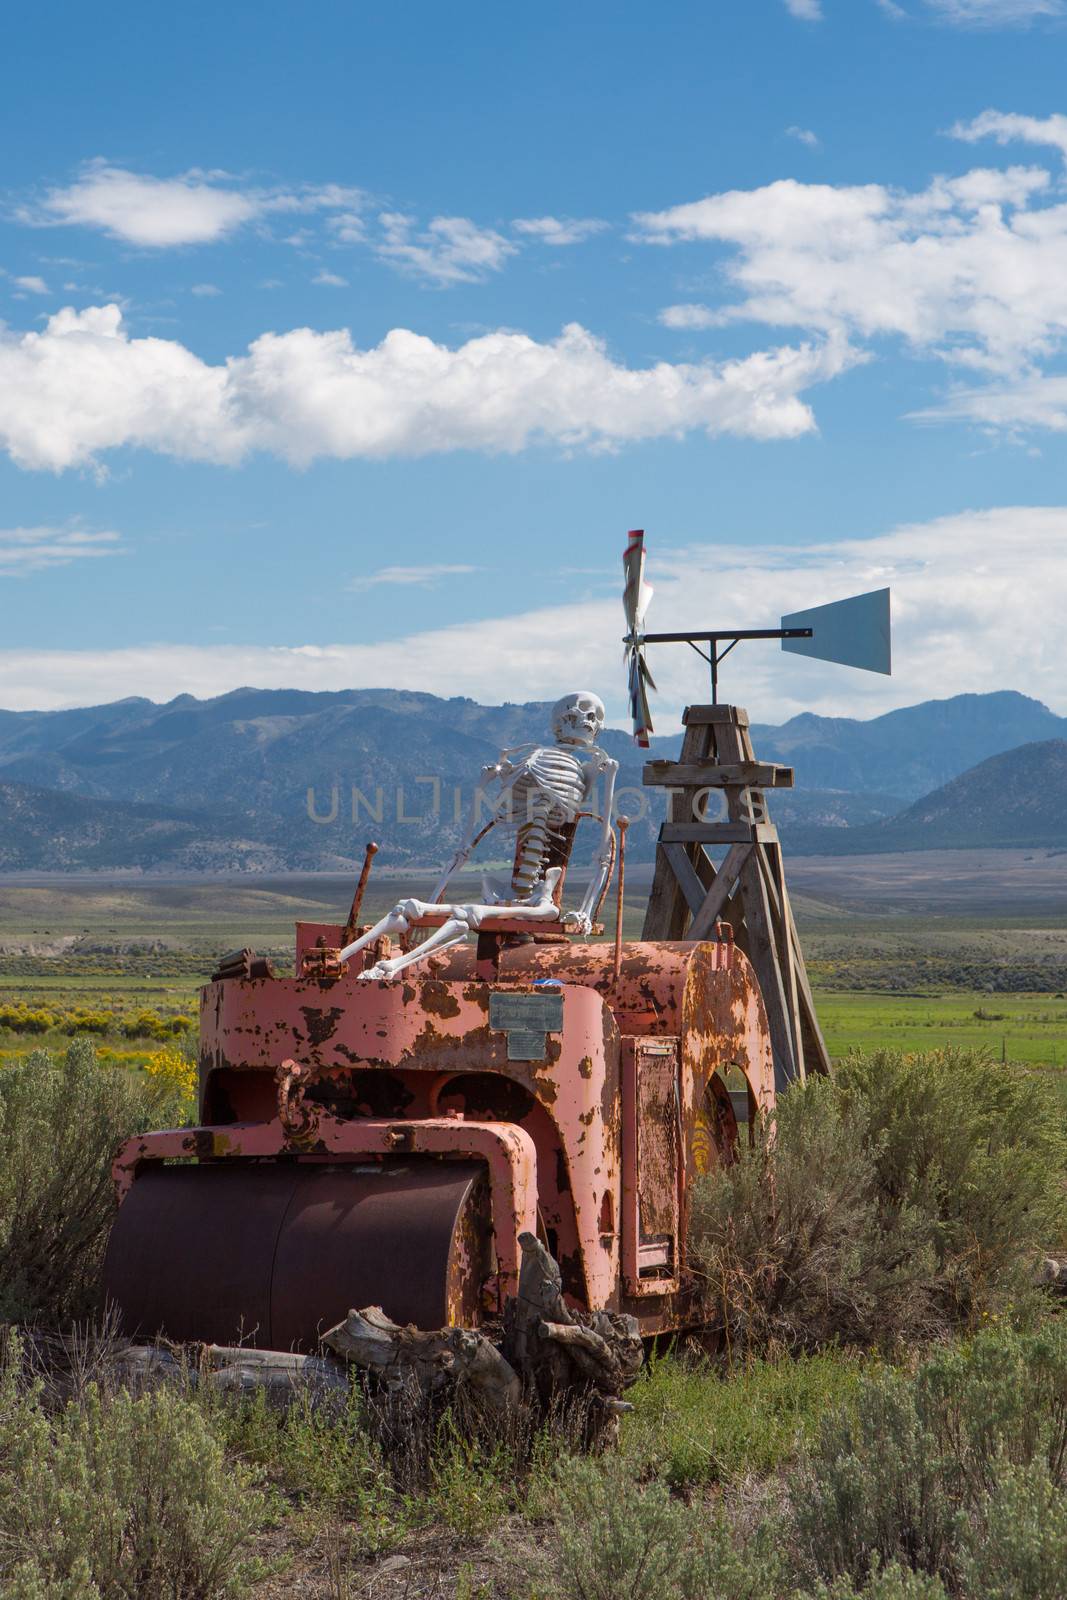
[420,981,462,1019]
[577,1054,593,1080]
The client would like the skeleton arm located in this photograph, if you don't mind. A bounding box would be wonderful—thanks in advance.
[565,754,619,934]
[429,747,534,902]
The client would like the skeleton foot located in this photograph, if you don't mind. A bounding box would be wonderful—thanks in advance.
[357,961,392,981]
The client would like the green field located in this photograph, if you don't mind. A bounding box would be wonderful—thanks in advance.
[0,876,1066,1085]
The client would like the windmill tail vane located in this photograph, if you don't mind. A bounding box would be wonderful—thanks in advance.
[623,529,656,747]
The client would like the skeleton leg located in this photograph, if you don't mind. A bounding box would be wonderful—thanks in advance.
[573,760,619,933]
[338,899,437,965]
[358,916,473,981]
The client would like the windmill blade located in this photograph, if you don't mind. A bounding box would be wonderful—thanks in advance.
[623,529,653,635]
[623,529,656,746]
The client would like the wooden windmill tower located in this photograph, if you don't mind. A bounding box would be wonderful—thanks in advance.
[623,531,892,1092]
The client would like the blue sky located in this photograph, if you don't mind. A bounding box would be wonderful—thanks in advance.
[2,0,1067,724]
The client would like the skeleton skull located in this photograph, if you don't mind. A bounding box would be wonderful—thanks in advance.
[551,691,606,748]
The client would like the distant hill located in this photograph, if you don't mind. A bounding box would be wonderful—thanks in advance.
[791,740,1067,854]
[752,691,1065,801]
[0,781,286,872]
[0,686,1061,871]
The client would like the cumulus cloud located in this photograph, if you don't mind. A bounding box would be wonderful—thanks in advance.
[13,275,49,294]
[312,269,348,287]
[512,216,608,246]
[0,303,854,472]
[784,0,824,18]
[634,157,1067,415]
[2,508,1062,719]
[348,563,479,592]
[21,161,366,249]
[0,524,121,575]
[375,213,517,284]
[786,126,820,148]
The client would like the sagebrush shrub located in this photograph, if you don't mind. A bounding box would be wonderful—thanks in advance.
[546,1454,783,1600]
[790,1321,1067,1592]
[0,1342,265,1598]
[688,1074,933,1352]
[689,1049,1067,1353]
[0,1038,187,1324]
[834,1049,1067,1326]
[957,1459,1067,1600]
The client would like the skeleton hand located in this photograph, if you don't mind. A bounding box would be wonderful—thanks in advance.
[563,908,593,936]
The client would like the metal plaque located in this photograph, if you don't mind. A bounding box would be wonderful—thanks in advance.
[489,992,564,1034]
[781,587,891,676]
[506,1029,549,1061]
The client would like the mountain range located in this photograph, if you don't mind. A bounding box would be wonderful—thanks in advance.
[0,687,1061,872]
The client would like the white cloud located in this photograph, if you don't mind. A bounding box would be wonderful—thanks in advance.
[784,0,824,17]
[190,282,222,297]
[635,162,1067,387]
[512,216,608,246]
[375,213,517,285]
[0,524,120,575]
[786,126,820,148]
[312,269,348,287]
[0,303,854,472]
[911,370,1067,429]
[21,161,366,249]
[659,304,723,330]
[1,509,1063,721]
[348,563,479,592]
[924,0,1064,22]
[14,275,49,294]
[950,108,1067,160]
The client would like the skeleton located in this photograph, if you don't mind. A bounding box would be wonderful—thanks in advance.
[338,692,618,981]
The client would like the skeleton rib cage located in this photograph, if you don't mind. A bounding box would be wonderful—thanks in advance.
[493,744,589,899]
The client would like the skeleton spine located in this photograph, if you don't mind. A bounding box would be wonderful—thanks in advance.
[508,749,586,899]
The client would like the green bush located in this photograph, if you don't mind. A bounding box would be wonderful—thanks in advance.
[547,1454,763,1600]
[204,1387,401,1555]
[689,1075,932,1353]
[958,1460,1067,1600]
[0,1344,266,1597]
[834,1049,1067,1326]
[0,1039,186,1324]
[790,1322,1067,1593]
[690,1050,1067,1353]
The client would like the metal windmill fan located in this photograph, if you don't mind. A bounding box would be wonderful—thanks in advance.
[622,530,656,747]
[621,530,891,737]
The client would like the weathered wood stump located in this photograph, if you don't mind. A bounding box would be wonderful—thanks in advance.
[322,1232,642,1447]
[323,1305,521,1413]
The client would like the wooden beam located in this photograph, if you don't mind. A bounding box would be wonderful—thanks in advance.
[689,843,752,940]
[642,761,794,790]
[661,822,780,845]
[683,705,749,727]
[662,843,712,918]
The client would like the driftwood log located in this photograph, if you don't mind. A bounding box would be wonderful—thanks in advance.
[112,1343,350,1406]
[322,1231,642,1443]
[322,1305,521,1413]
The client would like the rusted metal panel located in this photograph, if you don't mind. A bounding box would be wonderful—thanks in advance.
[103,1159,491,1347]
[621,1038,681,1297]
[112,1114,537,1309]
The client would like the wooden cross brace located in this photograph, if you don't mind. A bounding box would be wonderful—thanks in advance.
[641,704,830,1088]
